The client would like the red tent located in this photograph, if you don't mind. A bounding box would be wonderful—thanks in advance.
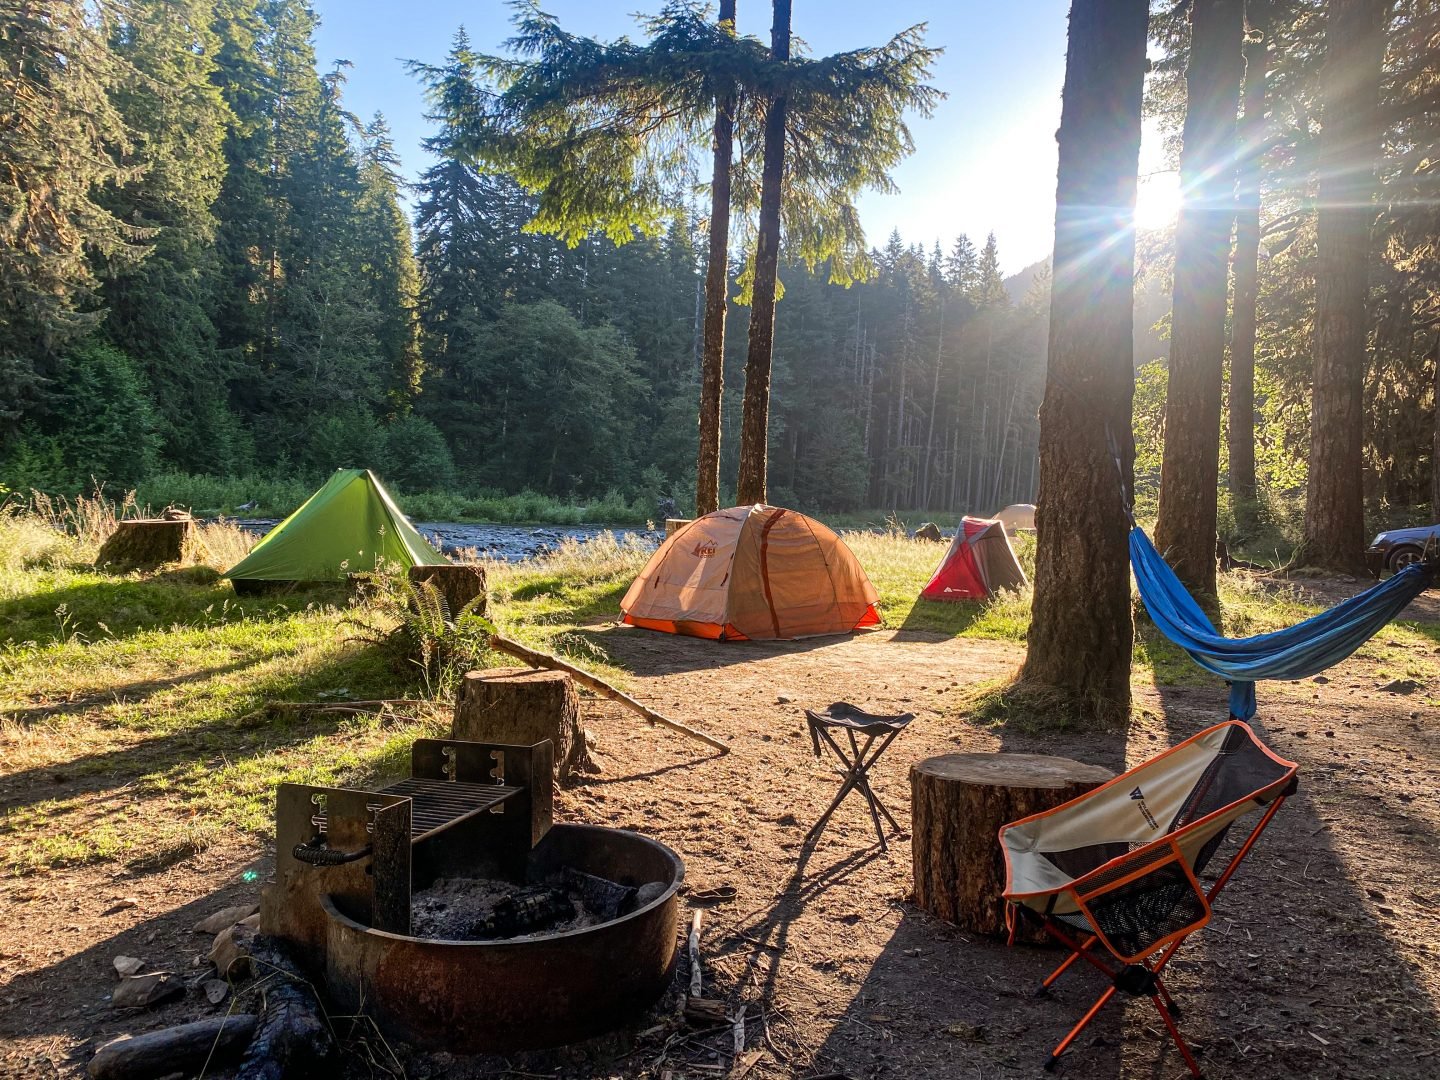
[920,517,1027,601]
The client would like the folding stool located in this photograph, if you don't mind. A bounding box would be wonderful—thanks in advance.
[804,702,915,851]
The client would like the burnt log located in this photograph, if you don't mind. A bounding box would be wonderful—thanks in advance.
[454,667,594,782]
[88,1014,258,1080]
[95,517,204,570]
[408,563,487,617]
[235,936,335,1080]
[911,753,1114,942]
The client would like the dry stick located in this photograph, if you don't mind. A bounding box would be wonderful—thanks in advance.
[265,699,434,714]
[689,910,705,998]
[487,634,729,754]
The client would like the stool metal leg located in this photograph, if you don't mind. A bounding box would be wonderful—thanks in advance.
[806,723,904,851]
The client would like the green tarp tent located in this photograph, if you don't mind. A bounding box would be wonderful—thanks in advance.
[225,469,447,586]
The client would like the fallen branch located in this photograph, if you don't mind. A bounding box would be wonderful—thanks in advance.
[689,910,705,998]
[487,634,729,754]
[260,699,437,717]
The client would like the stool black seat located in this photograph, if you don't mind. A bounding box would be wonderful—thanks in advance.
[804,702,915,851]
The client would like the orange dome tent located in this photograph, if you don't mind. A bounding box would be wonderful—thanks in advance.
[620,505,881,641]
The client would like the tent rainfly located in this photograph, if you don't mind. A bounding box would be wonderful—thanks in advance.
[620,504,881,641]
[225,469,446,589]
[919,516,1027,601]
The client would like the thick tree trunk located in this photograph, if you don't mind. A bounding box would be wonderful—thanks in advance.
[1154,0,1245,612]
[454,667,593,782]
[696,0,737,517]
[1300,0,1387,574]
[910,753,1115,940]
[1228,0,1268,539]
[1432,341,1440,515]
[1019,0,1148,717]
[735,0,792,507]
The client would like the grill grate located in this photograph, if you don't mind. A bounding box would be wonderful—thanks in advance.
[311,778,521,841]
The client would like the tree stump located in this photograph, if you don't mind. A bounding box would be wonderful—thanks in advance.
[911,753,1114,942]
[95,517,204,570]
[454,667,595,783]
[409,564,487,617]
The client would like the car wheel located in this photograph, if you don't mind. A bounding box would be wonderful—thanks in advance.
[1387,544,1424,573]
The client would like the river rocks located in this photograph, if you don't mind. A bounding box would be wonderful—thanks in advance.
[208,914,260,979]
[192,903,258,935]
[111,972,183,1009]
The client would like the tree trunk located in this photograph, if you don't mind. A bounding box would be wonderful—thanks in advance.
[454,667,594,783]
[910,752,1115,940]
[1228,0,1268,539]
[1019,0,1148,718]
[735,0,792,506]
[1300,0,1387,574]
[696,0,737,518]
[1154,0,1245,613]
[408,564,487,618]
[1431,340,1440,515]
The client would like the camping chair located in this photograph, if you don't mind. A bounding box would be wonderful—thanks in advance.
[1000,721,1298,1077]
[804,703,915,851]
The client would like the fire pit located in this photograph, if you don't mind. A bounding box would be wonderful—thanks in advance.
[260,738,685,1052]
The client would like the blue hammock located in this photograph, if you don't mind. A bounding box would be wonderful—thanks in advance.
[1130,527,1431,720]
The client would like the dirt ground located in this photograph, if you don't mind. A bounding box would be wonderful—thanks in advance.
[3,614,1439,1079]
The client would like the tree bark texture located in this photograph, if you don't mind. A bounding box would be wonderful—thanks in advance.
[453,667,592,783]
[1019,0,1148,714]
[95,517,204,570]
[408,564,486,618]
[1228,0,1268,537]
[910,753,1115,941]
[736,0,792,507]
[696,0,738,518]
[1155,0,1245,609]
[1301,0,1387,573]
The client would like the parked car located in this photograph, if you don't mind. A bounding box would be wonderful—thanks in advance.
[1365,525,1440,576]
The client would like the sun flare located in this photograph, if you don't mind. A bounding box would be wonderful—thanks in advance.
[1135,172,1182,230]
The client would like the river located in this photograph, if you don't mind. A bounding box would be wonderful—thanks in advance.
[231,519,663,562]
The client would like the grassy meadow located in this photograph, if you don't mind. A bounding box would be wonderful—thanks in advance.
[4,499,1437,878]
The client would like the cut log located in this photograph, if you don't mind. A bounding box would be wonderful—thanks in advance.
[486,634,729,754]
[88,1014,258,1080]
[910,753,1115,942]
[665,518,692,537]
[454,667,595,782]
[409,563,487,617]
[95,518,204,570]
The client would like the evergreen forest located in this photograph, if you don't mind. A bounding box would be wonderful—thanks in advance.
[2,0,1438,540]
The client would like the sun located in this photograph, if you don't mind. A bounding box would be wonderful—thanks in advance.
[1135,172,1181,231]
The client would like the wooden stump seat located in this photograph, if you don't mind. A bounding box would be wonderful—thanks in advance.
[911,752,1115,941]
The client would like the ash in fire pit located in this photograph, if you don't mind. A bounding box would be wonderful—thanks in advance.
[413,878,592,940]
[413,868,662,940]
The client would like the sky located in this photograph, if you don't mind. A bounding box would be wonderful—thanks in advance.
[309,0,1178,276]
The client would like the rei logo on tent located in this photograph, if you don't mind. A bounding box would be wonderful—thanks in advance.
[691,536,718,558]
[1129,786,1160,831]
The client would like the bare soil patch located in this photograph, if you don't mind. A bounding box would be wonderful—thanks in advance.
[3,626,1437,1079]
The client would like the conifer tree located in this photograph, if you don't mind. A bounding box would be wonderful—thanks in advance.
[0,0,146,421]
[103,0,234,468]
